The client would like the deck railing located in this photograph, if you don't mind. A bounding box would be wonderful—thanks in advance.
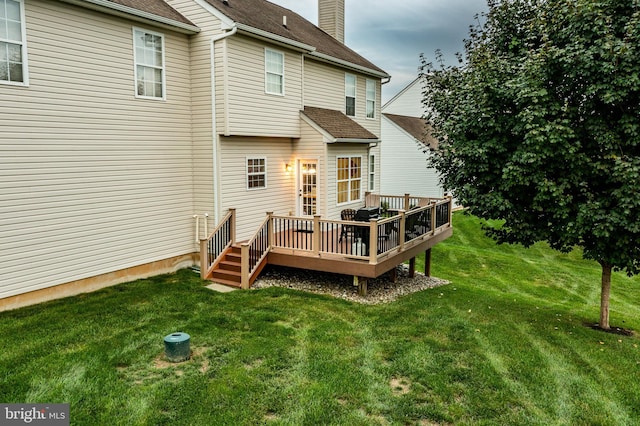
[269,196,453,263]
[240,213,271,288]
[200,208,235,279]
[204,195,452,286]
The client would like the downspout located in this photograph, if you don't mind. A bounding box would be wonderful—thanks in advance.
[210,25,237,224]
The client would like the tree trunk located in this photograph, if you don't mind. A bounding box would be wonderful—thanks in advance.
[599,262,612,330]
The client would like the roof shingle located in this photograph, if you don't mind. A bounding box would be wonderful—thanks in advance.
[104,0,195,26]
[302,106,379,141]
[383,113,438,150]
[204,0,387,76]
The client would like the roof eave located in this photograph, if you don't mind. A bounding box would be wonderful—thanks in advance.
[63,0,201,34]
[307,51,390,79]
[331,138,380,144]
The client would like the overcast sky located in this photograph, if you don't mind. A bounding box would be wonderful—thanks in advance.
[270,0,488,104]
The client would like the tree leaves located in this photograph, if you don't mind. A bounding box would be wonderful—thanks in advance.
[421,0,640,276]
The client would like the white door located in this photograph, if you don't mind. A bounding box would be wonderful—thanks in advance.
[298,160,318,216]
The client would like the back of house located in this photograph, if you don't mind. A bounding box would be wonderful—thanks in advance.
[0,0,390,310]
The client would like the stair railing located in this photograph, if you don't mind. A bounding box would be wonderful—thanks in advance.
[200,208,235,279]
[240,212,273,288]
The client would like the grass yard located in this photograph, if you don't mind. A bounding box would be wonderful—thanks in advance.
[1,212,639,425]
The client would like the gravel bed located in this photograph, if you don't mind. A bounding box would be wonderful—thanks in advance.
[252,265,449,305]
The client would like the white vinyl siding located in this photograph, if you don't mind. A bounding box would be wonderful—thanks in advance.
[0,0,27,85]
[224,35,302,137]
[366,78,376,119]
[265,48,284,95]
[380,115,443,198]
[219,137,295,240]
[0,0,193,299]
[345,73,356,116]
[133,27,165,99]
[247,157,267,190]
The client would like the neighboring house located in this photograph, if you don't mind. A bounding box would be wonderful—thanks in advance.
[381,77,444,198]
[1,0,397,309]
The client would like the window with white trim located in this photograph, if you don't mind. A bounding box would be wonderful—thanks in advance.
[369,154,375,191]
[265,48,284,95]
[337,156,362,204]
[366,79,376,119]
[345,73,356,116]
[0,0,27,85]
[247,157,267,190]
[133,28,165,99]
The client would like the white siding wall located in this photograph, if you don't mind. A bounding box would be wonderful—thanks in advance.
[224,35,303,137]
[382,77,424,116]
[0,1,194,299]
[304,59,382,137]
[167,0,224,234]
[325,143,372,220]
[297,120,328,216]
[380,117,443,198]
[219,137,296,240]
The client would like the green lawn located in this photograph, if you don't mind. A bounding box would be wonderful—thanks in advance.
[1,212,639,425]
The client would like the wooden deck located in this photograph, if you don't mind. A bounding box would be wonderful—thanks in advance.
[200,195,454,290]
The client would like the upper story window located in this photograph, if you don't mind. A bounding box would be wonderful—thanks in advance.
[366,79,376,119]
[337,156,362,204]
[265,48,284,95]
[247,157,267,190]
[0,0,28,85]
[345,74,356,116]
[133,28,165,100]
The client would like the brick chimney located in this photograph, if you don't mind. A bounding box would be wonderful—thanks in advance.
[318,0,345,43]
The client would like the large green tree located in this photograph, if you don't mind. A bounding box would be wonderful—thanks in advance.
[422,0,640,330]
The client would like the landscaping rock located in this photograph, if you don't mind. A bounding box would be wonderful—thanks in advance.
[252,265,448,305]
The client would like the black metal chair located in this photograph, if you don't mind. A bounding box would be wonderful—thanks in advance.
[339,209,357,242]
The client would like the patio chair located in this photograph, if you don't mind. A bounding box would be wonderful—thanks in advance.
[339,208,357,242]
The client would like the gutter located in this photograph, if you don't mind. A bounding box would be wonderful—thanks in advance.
[210,25,238,224]
[62,0,201,34]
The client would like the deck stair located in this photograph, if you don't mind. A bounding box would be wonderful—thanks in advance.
[210,245,242,288]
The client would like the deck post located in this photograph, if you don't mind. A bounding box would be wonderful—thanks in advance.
[409,257,416,278]
[425,248,432,277]
[199,238,207,279]
[389,267,397,283]
[267,211,274,249]
[398,211,406,251]
[313,215,321,255]
[431,203,437,235]
[368,218,378,264]
[404,193,411,211]
[240,242,250,289]
[447,195,453,226]
[229,208,237,245]
[354,275,368,296]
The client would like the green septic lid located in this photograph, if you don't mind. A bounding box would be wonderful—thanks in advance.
[164,332,190,343]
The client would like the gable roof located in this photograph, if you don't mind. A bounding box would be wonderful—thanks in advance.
[62,0,199,34]
[383,113,437,150]
[302,106,379,143]
[203,0,389,78]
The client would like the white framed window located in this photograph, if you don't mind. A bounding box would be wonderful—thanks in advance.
[345,73,356,116]
[369,154,375,191]
[247,157,267,190]
[265,48,284,95]
[366,79,376,119]
[133,28,165,100]
[337,156,362,204]
[0,0,28,85]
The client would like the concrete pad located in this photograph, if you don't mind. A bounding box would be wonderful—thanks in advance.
[205,283,238,293]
